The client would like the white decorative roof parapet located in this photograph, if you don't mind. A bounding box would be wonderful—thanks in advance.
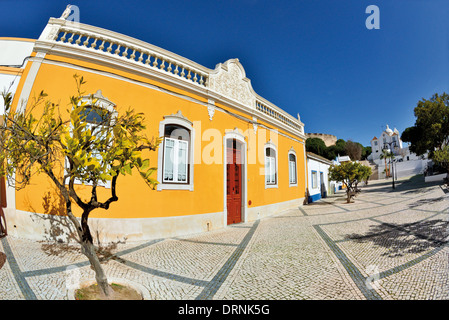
[33,14,305,139]
[36,17,210,88]
[208,59,256,109]
[163,110,193,126]
[80,90,116,114]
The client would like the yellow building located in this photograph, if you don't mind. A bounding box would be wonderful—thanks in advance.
[2,15,307,242]
[0,37,36,238]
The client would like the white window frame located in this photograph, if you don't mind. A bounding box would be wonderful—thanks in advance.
[157,111,195,191]
[65,91,117,189]
[162,137,189,183]
[264,142,278,189]
[311,171,318,189]
[288,148,298,187]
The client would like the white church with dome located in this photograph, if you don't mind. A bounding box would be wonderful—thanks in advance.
[368,125,430,179]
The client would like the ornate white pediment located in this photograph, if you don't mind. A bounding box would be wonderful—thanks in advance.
[163,110,193,126]
[209,59,256,108]
[80,90,116,114]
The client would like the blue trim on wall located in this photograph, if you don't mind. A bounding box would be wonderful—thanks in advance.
[308,193,321,203]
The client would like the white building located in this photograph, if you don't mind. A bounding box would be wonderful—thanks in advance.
[368,125,430,179]
[0,38,35,113]
[335,155,351,163]
[369,125,402,162]
[306,152,334,203]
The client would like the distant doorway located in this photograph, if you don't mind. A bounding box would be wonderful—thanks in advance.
[320,172,326,198]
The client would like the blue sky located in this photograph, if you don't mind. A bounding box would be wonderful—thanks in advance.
[1,0,448,147]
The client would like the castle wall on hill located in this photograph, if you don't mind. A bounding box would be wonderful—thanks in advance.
[306,133,337,147]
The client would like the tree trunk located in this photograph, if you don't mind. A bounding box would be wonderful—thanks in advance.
[79,209,112,298]
[41,164,114,298]
[80,238,112,298]
[344,181,352,203]
[65,202,112,298]
[346,183,355,203]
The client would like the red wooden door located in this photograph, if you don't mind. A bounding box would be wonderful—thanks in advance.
[226,140,242,225]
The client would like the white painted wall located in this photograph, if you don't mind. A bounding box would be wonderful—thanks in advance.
[0,39,35,113]
[0,39,34,66]
[307,158,330,199]
[378,159,430,179]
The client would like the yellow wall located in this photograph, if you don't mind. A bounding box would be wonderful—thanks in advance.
[0,67,24,76]
[13,54,306,220]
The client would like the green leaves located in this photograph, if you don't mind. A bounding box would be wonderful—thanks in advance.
[329,161,372,187]
[0,74,161,194]
[379,149,394,160]
[329,161,372,203]
[306,137,370,161]
[433,146,449,173]
[1,91,13,111]
[140,159,150,170]
[402,92,449,158]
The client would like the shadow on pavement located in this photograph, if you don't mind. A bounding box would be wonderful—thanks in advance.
[344,219,449,258]
[361,175,445,195]
[408,196,447,209]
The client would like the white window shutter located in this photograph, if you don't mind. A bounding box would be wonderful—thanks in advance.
[163,137,188,184]
[177,140,188,182]
[163,138,175,181]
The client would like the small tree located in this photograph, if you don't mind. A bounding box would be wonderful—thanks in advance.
[433,145,449,175]
[0,75,160,297]
[380,149,394,178]
[357,164,372,187]
[329,161,372,203]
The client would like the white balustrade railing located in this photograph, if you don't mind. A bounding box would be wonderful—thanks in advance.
[37,18,304,136]
[50,24,209,88]
[256,100,303,133]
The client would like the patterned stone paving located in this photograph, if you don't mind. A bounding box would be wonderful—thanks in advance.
[0,175,448,300]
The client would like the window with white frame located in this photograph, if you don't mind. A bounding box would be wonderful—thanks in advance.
[288,153,297,185]
[66,91,116,189]
[311,171,318,189]
[265,147,277,186]
[157,111,194,191]
[78,106,112,187]
[162,124,190,184]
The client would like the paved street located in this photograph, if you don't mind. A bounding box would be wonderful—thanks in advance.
[0,175,448,300]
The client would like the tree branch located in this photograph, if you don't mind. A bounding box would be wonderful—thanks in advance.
[91,173,119,210]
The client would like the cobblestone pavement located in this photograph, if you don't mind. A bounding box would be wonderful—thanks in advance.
[0,175,448,300]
